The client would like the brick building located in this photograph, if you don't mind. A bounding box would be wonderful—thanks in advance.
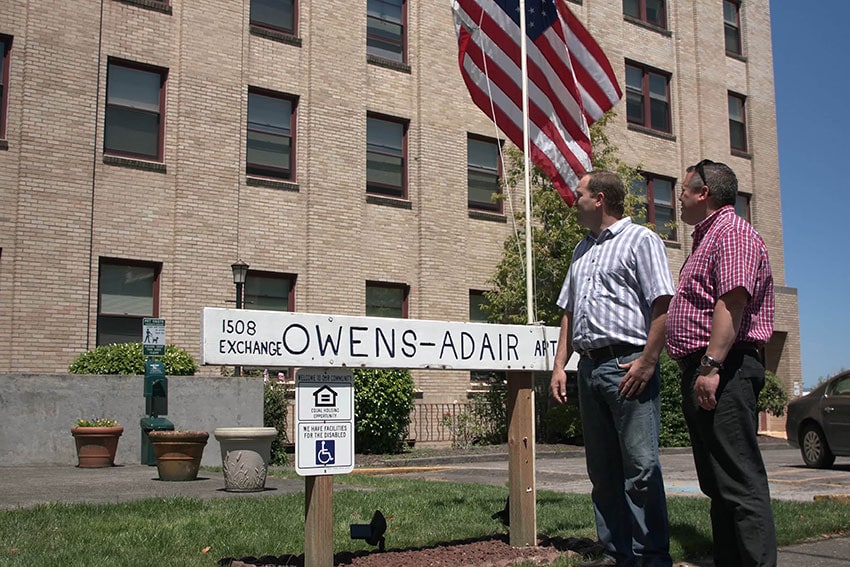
[0,0,799,428]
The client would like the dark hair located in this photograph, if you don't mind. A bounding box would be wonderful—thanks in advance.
[687,160,738,206]
[583,170,625,217]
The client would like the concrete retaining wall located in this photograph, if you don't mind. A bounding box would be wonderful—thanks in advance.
[0,374,263,467]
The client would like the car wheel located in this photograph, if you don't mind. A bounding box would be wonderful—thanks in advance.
[800,424,835,468]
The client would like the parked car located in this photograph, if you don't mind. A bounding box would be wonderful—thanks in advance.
[786,370,850,468]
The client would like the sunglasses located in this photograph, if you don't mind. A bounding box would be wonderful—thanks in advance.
[694,159,716,186]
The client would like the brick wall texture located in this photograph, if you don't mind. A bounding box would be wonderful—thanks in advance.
[0,0,802,412]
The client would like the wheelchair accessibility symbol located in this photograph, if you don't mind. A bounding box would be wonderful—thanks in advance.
[315,440,335,465]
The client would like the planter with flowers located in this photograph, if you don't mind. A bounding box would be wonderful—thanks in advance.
[71,418,124,468]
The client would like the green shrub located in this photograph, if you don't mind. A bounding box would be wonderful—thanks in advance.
[470,375,509,445]
[68,342,198,375]
[353,368,415,454]
[540,403,583,444]
[759,370,789,417]
[74,417,119,427]
[263,380,291,466]
[659,351,690,447]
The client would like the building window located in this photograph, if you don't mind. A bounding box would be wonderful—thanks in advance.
[245,272,295,311]
[735,193,751,221]
[367,114,407,198]
[366,281,408,318]
[97,259,160,346]
[631,173,676,241]
[250,0,296,35]
[467,136,502,212]
[0,36,10,140]
[728,92,747,153]
[367,0,405,63]
[625,62,671,133]
[622,0,666,29]
[104,61,166,161]
[247,90,296,180]
[724,0,742,56]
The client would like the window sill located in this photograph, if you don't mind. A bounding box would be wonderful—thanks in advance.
[103,154,167,173]
[366,194,412,209]
[114,0,172,14]
[623,15,672,37]
[731,149,752,160]
[663,240,681,250]
[627,123,676,142]
[367,55,412,74]
[246,176,299,192]
[0,139,7,151]
[250,25,302,47]
[468,209,507,223]
[726,51,747,63]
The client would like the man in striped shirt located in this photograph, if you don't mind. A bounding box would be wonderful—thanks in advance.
[666,160,776,567]
[551,171,674,567]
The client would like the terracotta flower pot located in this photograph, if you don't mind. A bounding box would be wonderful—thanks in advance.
[71,426,124,468]
[148,430,209,481]
[213,427,277,492]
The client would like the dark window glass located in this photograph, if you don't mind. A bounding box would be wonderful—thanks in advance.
[367,0,404,63]
[97,260,159,346]
[623,0,666,29]
[367,115,406,198]
[104,63,164,160]
[0,37,8,139]
[724,0,742,55]
[366,282,408,318]
[245,272,294,311]
[735,193,751,221]
[250,0,296,34]
[728,92,747,152]
[631,173,676,241]
[247,91,295,180]
[467,136,502,212]
[625,62,671,133]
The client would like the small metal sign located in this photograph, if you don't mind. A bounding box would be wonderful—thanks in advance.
[295,368,354,476]
[143,318,166,357]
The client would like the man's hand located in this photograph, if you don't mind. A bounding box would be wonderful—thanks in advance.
[694,369,721,411]
[618,355,654,398]
[551,367,568,404]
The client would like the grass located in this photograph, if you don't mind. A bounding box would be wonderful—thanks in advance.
[1,472,849,566]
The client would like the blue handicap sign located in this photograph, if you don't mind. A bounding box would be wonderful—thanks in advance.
[315,439,335,466]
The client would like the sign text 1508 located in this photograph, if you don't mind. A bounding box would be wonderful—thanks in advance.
[222,319,256,335]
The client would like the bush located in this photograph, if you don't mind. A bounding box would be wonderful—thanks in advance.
[759,370,789,417]
[353,368,415,454]
[659,351,690,448]
[540,403,583,444]
[263,380,291,466]
[68,342,197,375]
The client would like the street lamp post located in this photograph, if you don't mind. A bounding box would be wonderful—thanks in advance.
[231,259,249,377]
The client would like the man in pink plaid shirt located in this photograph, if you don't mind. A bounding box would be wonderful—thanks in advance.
[666,159,777,567]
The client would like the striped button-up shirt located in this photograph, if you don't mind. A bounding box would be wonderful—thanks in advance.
[557,217,675,352]
[666,206,774,359]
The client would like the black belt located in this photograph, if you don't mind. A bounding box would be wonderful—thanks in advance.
[676,343,761,371]
[578,343,643,362]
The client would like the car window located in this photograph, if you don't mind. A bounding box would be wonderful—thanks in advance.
[830,376,850,396]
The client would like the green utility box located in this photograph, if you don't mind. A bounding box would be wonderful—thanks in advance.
[140,416,174,465]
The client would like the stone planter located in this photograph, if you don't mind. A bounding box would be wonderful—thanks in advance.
[148,430,208,481]
[213,427,277,492]
[71,426,124,468]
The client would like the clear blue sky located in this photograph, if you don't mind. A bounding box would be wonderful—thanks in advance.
[771,1,850,388]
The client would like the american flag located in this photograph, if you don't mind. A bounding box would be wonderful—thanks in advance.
[452,0,622,206]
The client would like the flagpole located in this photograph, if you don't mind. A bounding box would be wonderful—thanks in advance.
[519,0,534,326]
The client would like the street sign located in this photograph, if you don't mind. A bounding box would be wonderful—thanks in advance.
[295,368,354,476]
[143,318,166,357]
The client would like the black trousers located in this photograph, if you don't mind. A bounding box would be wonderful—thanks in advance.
[680,350,777,567]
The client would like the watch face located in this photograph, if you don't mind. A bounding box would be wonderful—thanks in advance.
[701,355,720,368]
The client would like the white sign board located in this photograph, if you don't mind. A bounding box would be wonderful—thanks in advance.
[143,318,166,357]
[295,368,355,476]
[201,308,560,371]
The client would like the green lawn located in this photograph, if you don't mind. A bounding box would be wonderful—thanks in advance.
[1,473,848,566]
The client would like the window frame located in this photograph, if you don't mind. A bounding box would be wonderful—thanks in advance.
[467,134,503,213]
[724,0,743,57]
[365,281,409,318]
[366,0,407,64]
[728,91,748,153]
[625,61,672,134]
[246,88,297,181]
[0,35,10,141]
[96,258,161,346]
[244,270,296,312]
[622,0,667,30]
[366,113,408,199]
[249,0,298,36]
[104,59,167,162]
[632,172,677,242]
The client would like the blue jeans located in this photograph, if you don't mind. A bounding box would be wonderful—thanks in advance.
[577,351,672,567]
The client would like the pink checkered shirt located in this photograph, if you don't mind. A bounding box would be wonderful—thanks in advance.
[666,206,774,359]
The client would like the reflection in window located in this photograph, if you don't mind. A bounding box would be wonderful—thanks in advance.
[97,260,159,345]
[247,90,295,180]
[245,272,295,311]
[367,0,405,63]
[467,136,502,212]
[724,0,742,56]
[631,173,676,241]
[250,0,296,35]
[0,36,10,139]
[735,193,750,221]
[367,115,406,198]
[625,62,671,133]
[728,92,747,152]
[622,0,666,29]
[366,282,408,318]
[104,62,165,160]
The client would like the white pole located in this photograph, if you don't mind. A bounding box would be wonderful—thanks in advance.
[519,0,534,325]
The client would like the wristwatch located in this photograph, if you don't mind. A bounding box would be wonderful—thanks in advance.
[700,354,724,370]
